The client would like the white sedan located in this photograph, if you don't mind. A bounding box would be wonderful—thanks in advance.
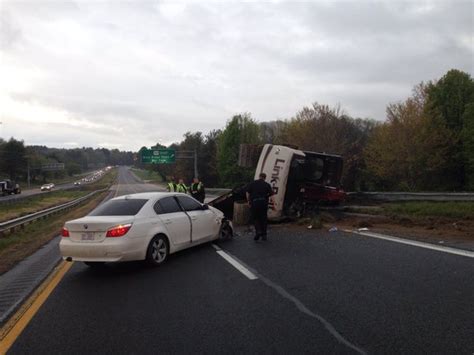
[60,192,232,267]
[40,183,55,191]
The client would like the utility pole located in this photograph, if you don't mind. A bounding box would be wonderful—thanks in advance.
[193,149,198,179]
[27,159,31,188]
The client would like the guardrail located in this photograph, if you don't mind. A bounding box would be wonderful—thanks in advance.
[0,188,107,236]
[347,192,474,202]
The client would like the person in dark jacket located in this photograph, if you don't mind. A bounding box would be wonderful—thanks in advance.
[246,173,274,241]
[190,177,205,203]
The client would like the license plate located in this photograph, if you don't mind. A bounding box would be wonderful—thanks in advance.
[81,232,95,241]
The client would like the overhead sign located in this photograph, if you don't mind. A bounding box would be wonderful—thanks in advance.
[42,163,65,171]
[141,149,176,164]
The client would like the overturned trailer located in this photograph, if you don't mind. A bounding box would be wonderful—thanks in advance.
[209,144,345,222]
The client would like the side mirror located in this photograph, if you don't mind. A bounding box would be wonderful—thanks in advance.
[202,204,209,210]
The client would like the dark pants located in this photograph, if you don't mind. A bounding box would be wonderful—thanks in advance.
[251,199,268,239]
[192,193,205,203]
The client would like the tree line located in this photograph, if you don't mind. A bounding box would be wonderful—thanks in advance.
[2,68,472,191]
[0,141,134,184]
[139,69,473,192]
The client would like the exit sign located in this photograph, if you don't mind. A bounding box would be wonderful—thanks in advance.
[141,149,176,164]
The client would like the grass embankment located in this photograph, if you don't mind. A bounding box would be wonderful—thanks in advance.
[0,191,88,222]
[130,168,163,184]
[384,201,474,219]
[349,201,474,220]
[0,190,109,275]
[0,169,118,222]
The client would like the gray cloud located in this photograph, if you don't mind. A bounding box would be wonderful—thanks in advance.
[1,0,472,150]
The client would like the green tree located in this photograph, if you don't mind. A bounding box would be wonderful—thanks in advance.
[462,103,474,189]
[0,138,27,180]
[425,69,474,189]
[217,114,260,187]
[365,83,455,191]
[277,103,376,191]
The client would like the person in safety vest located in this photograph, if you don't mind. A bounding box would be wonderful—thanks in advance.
[176,178,188,193]
[190,177,205,203]
[167,177,177,192]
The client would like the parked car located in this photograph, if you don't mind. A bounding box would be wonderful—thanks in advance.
[40,183,55,191]
[60,192,233,267]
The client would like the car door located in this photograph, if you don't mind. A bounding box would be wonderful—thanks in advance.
[154,196,191,245]
[176,196,217,242]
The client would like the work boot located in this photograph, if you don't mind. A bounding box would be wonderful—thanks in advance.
[254,234,260,241]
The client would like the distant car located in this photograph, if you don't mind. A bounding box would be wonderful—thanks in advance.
[74,181,81,186]
[60,192,233,267]
[40,183,54,191]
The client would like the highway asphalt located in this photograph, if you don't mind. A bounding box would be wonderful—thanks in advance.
[0,170,106,204]
[7,167,474,354]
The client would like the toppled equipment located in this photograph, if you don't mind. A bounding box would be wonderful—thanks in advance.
[208,144,345,221]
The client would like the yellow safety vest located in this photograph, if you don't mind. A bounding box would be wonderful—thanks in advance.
[176,183,188,193]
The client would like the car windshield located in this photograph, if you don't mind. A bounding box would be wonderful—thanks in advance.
[89,199,148,216]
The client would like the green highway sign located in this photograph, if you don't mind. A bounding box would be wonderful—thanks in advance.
[141,149,176,164]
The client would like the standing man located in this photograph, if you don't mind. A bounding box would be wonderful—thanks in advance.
[190,177,205,203]
[176,178,188,193]
[167,177,177,192]
[246,173,274,241]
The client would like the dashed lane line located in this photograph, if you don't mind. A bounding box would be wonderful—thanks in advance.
[212,244,258,280]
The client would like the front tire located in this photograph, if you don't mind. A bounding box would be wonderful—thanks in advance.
[146,235,169,266]
[219,221,233,240]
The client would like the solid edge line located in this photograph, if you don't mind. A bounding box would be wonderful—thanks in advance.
[350,230,474,258]
[0,261,73,354]
[214,249,258,280]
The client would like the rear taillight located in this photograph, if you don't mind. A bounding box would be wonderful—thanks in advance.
[106,224,132,238]
[61,227,70,237]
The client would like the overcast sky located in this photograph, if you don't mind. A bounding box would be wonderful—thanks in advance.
[0,0,472,151]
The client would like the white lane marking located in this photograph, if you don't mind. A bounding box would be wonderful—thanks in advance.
[214,248,258,280]
[351,230,474,258]
[214,245,366,354]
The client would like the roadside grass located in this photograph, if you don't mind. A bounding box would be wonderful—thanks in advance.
[130,168,163,183]
[0,169,117,222]
[0,190,109,275]
[350,201,474,220]
[0,191,88,222]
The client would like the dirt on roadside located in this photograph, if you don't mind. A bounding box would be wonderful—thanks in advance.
[294,212,474,251]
